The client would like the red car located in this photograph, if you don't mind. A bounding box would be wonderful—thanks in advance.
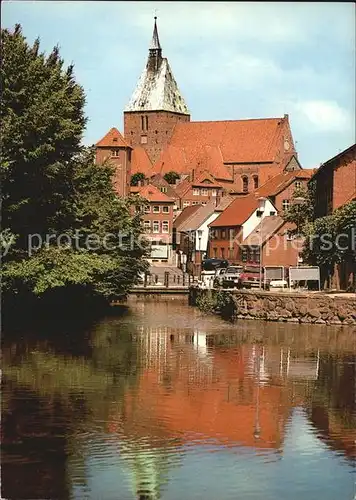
[239,264,268,289]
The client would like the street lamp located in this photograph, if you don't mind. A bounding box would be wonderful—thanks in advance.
[292,196,306,267]
[197,229,203,276]
[258,197,267,290]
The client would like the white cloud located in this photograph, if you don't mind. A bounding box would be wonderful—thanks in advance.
[294,100,353,132]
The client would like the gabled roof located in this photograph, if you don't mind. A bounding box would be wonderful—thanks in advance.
[241,216,285,246]
[131,147,153,176]
[96,127,130,148]
[255,169,315,198]
[209,194,259,228]
[169,116,293,164]
[173,177,192,198]
[180,200,217,232]
[215,195,234,212]
[310,143,356,180]
[136,183,175,203]
[173,205,202,230]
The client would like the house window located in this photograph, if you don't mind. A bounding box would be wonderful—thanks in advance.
[201,202,207,206]
[193,188,200,196]
[111,149,120,157]
[241,249,248,262]
[153,221,160,233]
[211,189,217,197]
[161,187,167,193]
[242,176,249,193]
[270,211,276,216]
[162,206,169,213]
[144,221,151,232]
[295,180,302,189]
[282,199,290,211]
[192,201,198,205]
[253,176,259,189]
[183,201,190,207]
[256,210,263,218]
[162,221,169,233]
[141,135,147,144]
[153,206,160,213]
[221,248,225,259]
[201,188,208,196]
[144,205,151,213]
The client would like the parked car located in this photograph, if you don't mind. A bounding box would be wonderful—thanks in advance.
[239,264,269,289]
[202,258,229,271]
[213,267,227,287]
[222,266,244,288]
[269,279,288,289]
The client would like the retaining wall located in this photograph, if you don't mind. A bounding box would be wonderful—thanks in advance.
[189,288,356,326]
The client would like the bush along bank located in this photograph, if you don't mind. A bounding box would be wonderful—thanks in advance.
[190,288,356,326]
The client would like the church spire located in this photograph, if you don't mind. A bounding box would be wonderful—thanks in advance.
[150,16,161,50]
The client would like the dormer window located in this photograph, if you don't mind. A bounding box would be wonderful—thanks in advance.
[111,149,120,157]
[113,137,118,143]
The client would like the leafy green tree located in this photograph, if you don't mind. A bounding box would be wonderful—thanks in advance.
[1,24,86,248]
[282,184,316,237]
[130,172,146,186]
[1,25,149,312]
[163,171,180,184]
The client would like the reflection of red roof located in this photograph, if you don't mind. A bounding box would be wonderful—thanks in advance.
[96,127,130,148]
[256,170,315,197]
[131,147,153,176]
[136,183,175,203]
[169,117,290,164]
[209,194,259,227]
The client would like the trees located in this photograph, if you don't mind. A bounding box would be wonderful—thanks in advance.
[1,25,148,314]
[130,172,146,186]
[283,184,356,289]
[163,171,179,185]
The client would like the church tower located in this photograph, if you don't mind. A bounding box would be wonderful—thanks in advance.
[124,17,190,164]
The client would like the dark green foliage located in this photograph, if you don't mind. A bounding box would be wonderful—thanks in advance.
[1,25,148,311]
[130,172,146,186]
[163,171,180,185]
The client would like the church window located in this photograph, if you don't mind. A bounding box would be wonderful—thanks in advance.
[242,176,249,193]
[145,116,149,130]
[111,149,120,157]
[141,135,147,144]
[141,116,144,130]
[253,175,259,189]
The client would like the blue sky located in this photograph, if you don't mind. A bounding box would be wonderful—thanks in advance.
[3,1,355,169]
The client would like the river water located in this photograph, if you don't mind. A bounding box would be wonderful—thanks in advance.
[2,298,355,500]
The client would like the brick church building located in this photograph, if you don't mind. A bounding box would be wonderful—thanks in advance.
[95,17,301,202]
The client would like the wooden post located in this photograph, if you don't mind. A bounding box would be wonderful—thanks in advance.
[164,271,169,288]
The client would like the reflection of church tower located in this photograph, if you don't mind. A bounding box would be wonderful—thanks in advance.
[124,17,190,164]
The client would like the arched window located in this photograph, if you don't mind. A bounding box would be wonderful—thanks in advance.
[253,175,259,189]
[145,115,148,130]
[242,176,249,193]
[141,116,144,131]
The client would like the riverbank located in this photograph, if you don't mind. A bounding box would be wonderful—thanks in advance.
[189,288,356,326]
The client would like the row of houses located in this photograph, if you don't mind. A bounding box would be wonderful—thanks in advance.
[94,18,355,287]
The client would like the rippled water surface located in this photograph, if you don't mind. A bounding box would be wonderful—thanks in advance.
[2,298,355,499]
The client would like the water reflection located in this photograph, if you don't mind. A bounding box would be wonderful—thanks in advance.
[2,300,355,500]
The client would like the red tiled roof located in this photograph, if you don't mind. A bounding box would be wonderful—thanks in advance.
[255,169,315,198]
[153,145,233,181]
[209,194,259,228]
[173,205,202,230]
[96,127,130,148]
[173,177,192,198]
[136,183,175,203]
[131,147,153,176]
[169,117,290,164]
